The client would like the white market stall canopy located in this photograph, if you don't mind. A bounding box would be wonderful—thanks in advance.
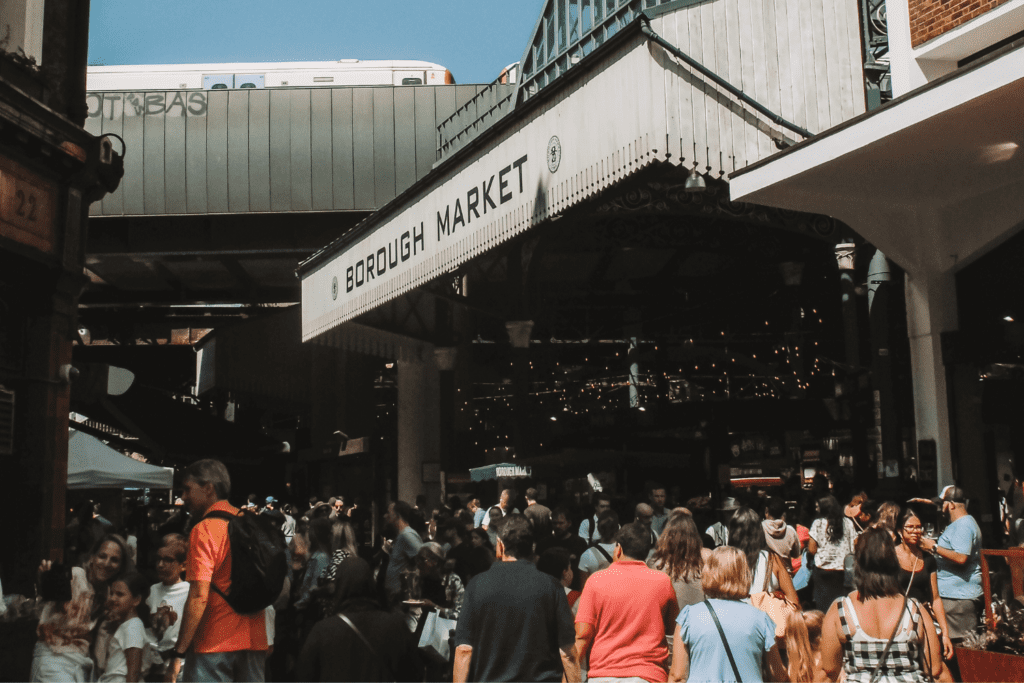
[68,428,174,489]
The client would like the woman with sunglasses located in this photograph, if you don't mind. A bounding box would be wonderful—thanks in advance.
[895,508,954,661]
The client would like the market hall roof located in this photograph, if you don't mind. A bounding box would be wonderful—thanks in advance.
[298,3,868,343]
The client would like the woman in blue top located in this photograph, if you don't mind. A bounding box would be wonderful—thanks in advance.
[670,546,786,682]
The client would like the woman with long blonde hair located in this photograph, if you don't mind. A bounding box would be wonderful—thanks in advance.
[785,610,827,682]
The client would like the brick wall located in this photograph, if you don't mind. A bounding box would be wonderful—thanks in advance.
[908,0,1013,46]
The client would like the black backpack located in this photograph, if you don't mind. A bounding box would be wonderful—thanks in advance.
[202,509,288,615]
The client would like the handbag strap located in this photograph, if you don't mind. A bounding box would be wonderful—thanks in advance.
[704,599,742,683]
[904,554,920,599]
[870,596,908,683]
[338,613,394,680]
[760,552,772,593]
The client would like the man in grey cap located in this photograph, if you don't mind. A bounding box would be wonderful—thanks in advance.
[706,497,739,548]
[917,485,983,641]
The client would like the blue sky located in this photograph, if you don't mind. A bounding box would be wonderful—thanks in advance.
[88,0,547,84]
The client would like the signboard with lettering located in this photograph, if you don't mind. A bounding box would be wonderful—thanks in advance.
[470,462,533,482]
[0,156,57,256]
[301,33,668,341]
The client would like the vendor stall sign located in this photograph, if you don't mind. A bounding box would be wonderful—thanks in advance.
[470,462,532,482]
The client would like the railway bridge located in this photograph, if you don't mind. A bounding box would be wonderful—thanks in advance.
[82,82,510,309]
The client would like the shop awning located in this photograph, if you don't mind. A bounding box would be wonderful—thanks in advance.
[728,40,1024,273]
[470,462,533,482]
[68,428,174,489]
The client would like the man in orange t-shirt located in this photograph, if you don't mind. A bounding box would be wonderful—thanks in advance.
[169,459,267,682]
[575,522,679,682]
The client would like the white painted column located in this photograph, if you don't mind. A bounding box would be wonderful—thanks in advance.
[397,357,440,504]
[905,266,958,488]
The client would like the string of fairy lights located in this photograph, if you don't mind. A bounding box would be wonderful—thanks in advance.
[372,306,848,459]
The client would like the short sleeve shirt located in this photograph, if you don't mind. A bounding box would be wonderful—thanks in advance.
[98,616,144,682]
[936,515,983,599]
[455,559,574,682]
[677,599,776,683]
[576,560,679,682]
[579,543,616,574]
[385,525,423,597]
[578,516,600,543]
[186,501,267,653]
[146,580,190,652]
[809,517,856,570]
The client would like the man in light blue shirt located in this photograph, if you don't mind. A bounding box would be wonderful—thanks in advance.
[578,493,612,544]
[649,484,669,536]
[469,498,486,528]
[920,485,983,640]
[384,500,424,605]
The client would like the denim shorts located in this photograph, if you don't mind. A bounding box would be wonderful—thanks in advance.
[183,649,265,682]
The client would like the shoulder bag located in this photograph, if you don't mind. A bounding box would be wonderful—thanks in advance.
[704,599,743,683]
[338,613,395,681]
[869,595,908,683]
[749,552,798,638]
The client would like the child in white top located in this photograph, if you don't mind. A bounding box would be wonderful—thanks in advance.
[98,573,149,683]
[147,534,190,681]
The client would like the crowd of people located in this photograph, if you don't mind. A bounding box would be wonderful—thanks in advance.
[28,460,996,683]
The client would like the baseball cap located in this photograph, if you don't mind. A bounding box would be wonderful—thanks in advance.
[931,485,967,505]
[265,496,277,504]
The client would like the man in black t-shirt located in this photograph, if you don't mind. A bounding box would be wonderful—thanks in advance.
[523,488,553,542]
[538,508,590,590]
[454,515,580,683]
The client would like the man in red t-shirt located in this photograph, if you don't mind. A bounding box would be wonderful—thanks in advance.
[169,459,267,682]
[575,522,679,682]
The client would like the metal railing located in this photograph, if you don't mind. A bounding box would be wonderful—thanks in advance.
[436,80,516,161]
[516,0,687,105]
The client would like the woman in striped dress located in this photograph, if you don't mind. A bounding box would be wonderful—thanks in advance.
[820,528,944,682]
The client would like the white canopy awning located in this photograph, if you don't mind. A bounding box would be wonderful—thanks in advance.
[728,43,1024,274]
[68,428,174,489]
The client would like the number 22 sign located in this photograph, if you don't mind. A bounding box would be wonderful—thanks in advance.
[0,158,55,256]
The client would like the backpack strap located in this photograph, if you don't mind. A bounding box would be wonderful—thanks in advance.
[586,517,595,543]
[704,600,742,683]
[201,509,236,522]
[593,544,613,563]
[199,509,236,606]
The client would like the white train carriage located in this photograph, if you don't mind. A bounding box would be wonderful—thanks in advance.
[87,59,455,91]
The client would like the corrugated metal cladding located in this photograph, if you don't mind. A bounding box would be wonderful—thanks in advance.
[84,85,491,217]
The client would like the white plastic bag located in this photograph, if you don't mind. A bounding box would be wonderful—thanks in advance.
[417,610,457,662]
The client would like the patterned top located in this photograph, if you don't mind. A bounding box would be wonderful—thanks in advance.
[36,566,96,655]
[809,517,856,570]
[316,549,354,615]
[436,571,465,622]
[837,596,925,683]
